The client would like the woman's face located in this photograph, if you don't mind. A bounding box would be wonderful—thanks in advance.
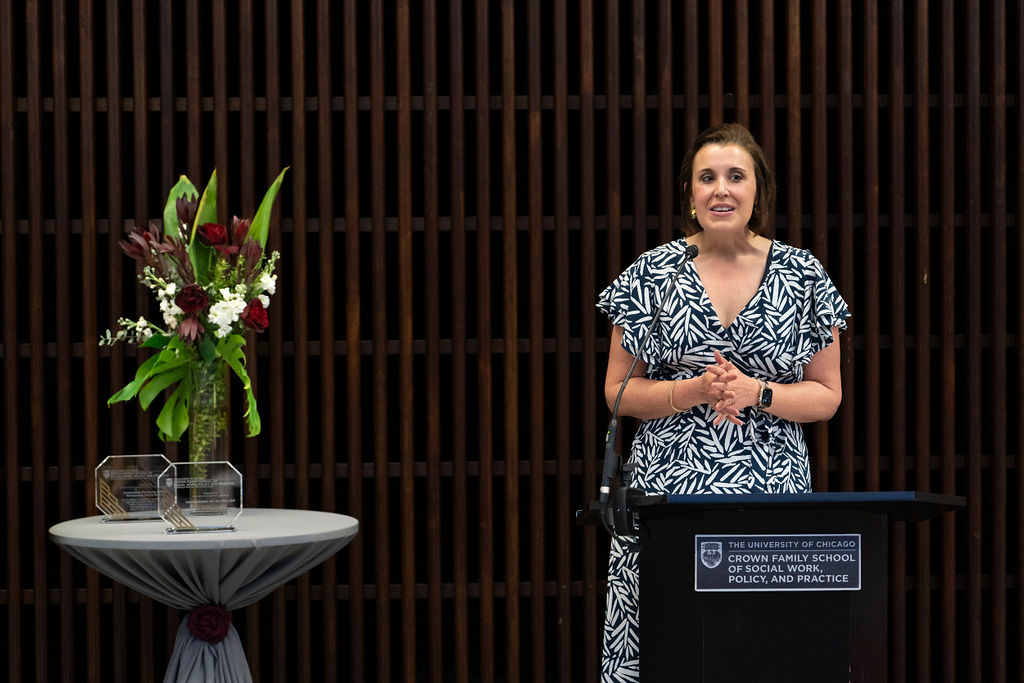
[689,144,757,233]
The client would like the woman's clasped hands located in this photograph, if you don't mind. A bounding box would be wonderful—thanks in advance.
[703,349,756,427]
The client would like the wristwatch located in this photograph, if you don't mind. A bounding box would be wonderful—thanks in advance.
[757,379,773,410]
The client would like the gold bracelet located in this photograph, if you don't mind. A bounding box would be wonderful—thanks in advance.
[668,378,684,413]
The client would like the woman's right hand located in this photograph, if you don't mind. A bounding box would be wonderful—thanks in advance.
[702,350,743,426]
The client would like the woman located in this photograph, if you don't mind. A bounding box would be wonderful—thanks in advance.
[596,123,850,680]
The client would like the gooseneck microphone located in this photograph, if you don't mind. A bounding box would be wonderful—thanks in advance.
[599,243,698,536]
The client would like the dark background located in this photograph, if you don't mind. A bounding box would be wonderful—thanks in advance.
[0,1,1020,682]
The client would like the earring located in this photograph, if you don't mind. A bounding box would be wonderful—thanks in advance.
[689,205,696,219]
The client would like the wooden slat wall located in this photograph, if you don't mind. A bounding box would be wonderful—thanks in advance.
[0,1,1021,681]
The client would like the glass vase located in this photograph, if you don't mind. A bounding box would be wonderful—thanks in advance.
[188,360,230,463]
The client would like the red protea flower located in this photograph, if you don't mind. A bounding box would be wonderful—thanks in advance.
[175,193,198,240]
[177,315,204,343]
[230,216,252,246]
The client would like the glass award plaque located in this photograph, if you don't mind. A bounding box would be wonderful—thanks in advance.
[95,454,173,521]
[157,461,243,533]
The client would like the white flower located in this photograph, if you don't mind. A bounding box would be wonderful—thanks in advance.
[258,271,277,296]
[258,294,270,308]
[208,297,247,338]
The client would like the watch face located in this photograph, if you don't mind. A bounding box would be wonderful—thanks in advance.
[760,387,773,407]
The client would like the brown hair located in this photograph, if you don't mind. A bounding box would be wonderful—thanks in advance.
[677,123,776,236]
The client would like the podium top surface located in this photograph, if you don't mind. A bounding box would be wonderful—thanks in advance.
[578,490,967,526]
[633,490,965,523]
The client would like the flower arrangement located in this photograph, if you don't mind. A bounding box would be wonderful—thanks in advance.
[101,169,288,456]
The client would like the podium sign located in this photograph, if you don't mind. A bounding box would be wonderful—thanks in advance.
[95,454,173,521]
[694,533,861,591]
[157,461,243,532]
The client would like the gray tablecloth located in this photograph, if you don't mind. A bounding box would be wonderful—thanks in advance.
[50,508,359,683]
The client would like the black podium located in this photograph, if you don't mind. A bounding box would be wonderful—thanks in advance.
[603,491,964,683]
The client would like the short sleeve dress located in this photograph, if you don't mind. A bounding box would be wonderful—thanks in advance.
[596,237,850,682]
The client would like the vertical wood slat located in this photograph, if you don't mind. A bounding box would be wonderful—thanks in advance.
[862,0,880,493]
[605,0,622,281]
[836,0,855,492]
[784,0,801,248]
[656,0,672,244]
[186,0,201,179]
[733,0,749,126]
[989,8,1009,683]
[631,0,647,256]
[939,1,958,679]
[1017,6,1024,681]
[682,1,697,154]
[447,4,470,681]
[707,0,722,125]
[965,2,983,681]
[288,0,311,680]
[552,1,572,681]
[342,1,366,680]
[25,2,49,681]
[76,1,103,679]
[499,4,520,682]
[369,0,392,679]
[396,1,417,680]
[212,0,228,215]
[315,1,338,681]
[421,2,444,681]
[910,0,933,679]
[50,2,75,681]
[758,0,775,172]
[0,0,21,680]
[578,1,599,680]
[474,1,495,680]
[890,0,909,678]
[811,0,835,491]
[159,1,174,189]
[525,1,545,681]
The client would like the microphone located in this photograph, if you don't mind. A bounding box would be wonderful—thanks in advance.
[599,243,698,535]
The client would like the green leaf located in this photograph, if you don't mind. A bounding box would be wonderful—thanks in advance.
[197,336,218,363]
[162,175,198,239]
[218,336,261,437]
[107,353,163,404]
[155,381,191,441]
[189,170,220,284]
[138,364,189,411]
[248,167,289,249]
[141,333,172,349]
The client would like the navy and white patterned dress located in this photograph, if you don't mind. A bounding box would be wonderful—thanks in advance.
[596,237,850,682]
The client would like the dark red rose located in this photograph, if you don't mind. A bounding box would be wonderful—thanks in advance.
[186,604,231,644]
[197,222,228,246]
[240,299,269,332]
[215,243,240,257]
[175,284,208,313]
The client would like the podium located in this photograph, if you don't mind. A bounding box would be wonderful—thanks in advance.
[592,491,964,683]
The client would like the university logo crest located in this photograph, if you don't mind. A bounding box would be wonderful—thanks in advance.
[700,541,723,569]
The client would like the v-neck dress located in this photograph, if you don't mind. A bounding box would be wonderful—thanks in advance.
[595,237,850,681]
